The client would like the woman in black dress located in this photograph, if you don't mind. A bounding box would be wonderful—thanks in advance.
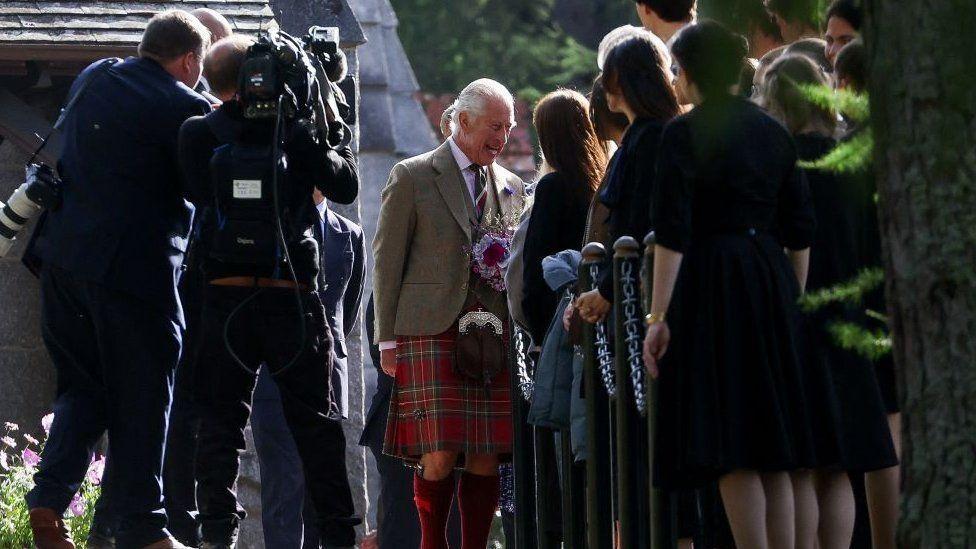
[642,22,817,549]
[763,53,897,549]
[575,33,680,323]
[521,89,607,345]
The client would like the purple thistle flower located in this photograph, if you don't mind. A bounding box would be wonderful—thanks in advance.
[87,455,106,485]
[68,494,86,517]
[22,448,40,468]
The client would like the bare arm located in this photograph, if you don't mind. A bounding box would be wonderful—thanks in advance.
[649,244,684,317]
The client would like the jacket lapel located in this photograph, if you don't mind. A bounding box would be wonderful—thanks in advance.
[431,141,473,238]
[488,164,520,225]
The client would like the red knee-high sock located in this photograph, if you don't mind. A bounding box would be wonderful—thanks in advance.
[414,473,455,549]
[457,471,500,549]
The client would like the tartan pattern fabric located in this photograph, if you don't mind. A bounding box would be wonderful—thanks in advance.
[383,327,513,462]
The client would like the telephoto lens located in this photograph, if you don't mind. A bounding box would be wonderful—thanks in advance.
[0,163,60,257]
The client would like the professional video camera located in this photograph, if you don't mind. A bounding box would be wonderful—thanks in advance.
[0,164,61,257]
[239,26,350,141]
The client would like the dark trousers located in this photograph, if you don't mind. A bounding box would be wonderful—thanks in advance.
[194,285,359,546]
[251,365,323,549]
[91,270,204,546]
[27,266,180,548]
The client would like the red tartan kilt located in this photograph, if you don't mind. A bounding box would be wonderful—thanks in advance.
[383,326,513,462]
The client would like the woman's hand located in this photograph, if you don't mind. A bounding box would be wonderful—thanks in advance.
[643,321,670,378]
[576,289,611,324]
[562,300,576,331]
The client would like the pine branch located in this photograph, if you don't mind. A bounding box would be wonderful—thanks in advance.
[798,130,874,174]
[798,84,870,122]
[827,321,892,361]
[800,268,885,312]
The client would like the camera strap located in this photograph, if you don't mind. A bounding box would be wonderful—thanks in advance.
[28,57,121,165]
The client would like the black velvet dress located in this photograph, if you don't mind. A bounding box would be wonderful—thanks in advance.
[652,96,818,489]
[795,133,897,471]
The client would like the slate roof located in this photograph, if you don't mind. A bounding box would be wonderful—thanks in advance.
[0,1,277,59]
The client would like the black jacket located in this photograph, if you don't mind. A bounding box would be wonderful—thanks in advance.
[177,100,358,285]
[521,171,590,344]
[30,57,213,325]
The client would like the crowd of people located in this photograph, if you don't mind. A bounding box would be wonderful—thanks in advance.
[15,0,901,549]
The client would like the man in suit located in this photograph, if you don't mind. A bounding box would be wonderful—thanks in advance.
[24,11,212,549]
[373,78,527,549]
[250,188,365,548]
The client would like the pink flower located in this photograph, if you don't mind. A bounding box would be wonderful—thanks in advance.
[4,422,19,431]
[22,448,40,468]
[41,413,54,435]
[24,433,39,446]
[482,242,508,268]
[87,455,105,485]
[1,436,15,449]
[0,451,8,471]
[68,494,85,517]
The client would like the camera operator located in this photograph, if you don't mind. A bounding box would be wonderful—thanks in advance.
[23,10,213,549]
[177,34,360,549]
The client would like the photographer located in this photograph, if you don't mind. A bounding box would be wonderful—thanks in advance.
[23,10,212,549]
[177,34,360,549]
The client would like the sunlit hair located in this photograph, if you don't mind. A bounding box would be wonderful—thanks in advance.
[597,25,671,71]
[533,89,608,202]
[602,34,680,122]
[671,19,748,99]
[450,78,514,129]
[762,54,836,136]
[440,105,454,138]
[588,75,630,143]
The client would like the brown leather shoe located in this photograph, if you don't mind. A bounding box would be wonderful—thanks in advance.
[29,508,75,549]
[141,537,194,549]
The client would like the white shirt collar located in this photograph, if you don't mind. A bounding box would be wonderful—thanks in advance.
[448,137,478,173]
[315,199,327,222]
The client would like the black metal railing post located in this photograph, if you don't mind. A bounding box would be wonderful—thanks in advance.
[509,323,538,548]
[642,232,671,549]
[613,235,649,548]
[580,242,614,549]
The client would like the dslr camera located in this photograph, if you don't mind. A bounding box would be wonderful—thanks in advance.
[0,163,61,257]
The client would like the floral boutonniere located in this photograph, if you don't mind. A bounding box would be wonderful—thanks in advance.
[465,214,517,292]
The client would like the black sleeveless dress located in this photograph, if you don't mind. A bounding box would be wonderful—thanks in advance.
[652,96,818,489]
[794,132,897,472]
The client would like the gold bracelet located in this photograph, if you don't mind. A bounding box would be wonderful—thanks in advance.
[644,311,666,326]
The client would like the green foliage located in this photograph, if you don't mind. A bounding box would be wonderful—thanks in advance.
[0,418,102,547]
[799,268,884,312]
[798,84,870,122]
[827,321,892,361]
[799,130,874,173]
[390,0,602,96]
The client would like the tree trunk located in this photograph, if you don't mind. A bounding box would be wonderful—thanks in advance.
[864,1,976,546]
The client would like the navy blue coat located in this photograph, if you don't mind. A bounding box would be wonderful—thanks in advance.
[317,208,366,419]
[358,296,389,452]
[31,57,212,325]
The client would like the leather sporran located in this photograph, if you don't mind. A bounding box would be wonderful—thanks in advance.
[454,310,506,387]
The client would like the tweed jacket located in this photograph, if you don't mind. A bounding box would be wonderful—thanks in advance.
[373,140,527,343]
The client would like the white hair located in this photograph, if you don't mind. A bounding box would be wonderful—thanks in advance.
[449,78,514,132]
[597,25,672,72]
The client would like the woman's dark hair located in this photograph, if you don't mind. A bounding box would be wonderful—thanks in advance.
[737,58,759,98]
[588,75,630,142]
[601,35,680,122]
[634,0,696,23]
[784,38,831,74]
[835,39,867,92]
[825,0,862,31]
[762,54,836,136]
[533,89,608,199]
[764,0,819,29]
[671,20,749,99]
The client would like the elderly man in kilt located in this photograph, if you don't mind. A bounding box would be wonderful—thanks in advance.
[373,78,527,549]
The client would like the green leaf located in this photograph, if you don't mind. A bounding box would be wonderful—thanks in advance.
[798,84,870,122]
[800,268,885,312]
[827,321,892,361]
[799,130,874,174]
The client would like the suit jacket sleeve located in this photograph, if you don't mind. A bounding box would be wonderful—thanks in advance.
[343,225,366,338]
[372,162,416,343]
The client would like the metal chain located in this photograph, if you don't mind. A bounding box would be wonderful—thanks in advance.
[512,327,535,402]
[590,263,616,398]
[620,259,647,416]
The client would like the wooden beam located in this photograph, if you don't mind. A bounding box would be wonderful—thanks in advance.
[0,44,135,63]
[0,86,61,165]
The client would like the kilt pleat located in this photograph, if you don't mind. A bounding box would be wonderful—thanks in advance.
[383,328,513,462]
